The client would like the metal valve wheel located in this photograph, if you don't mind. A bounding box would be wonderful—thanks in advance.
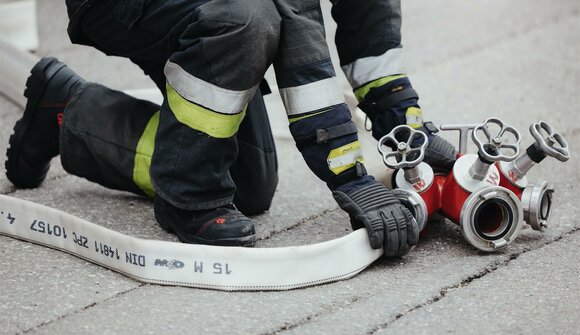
[530,121,570,162]
[378,125,429,169]
[472,117,521,162]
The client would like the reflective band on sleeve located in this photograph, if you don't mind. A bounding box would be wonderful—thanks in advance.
[327,141,365,175]
[133,111,159,197]
[279,77,345,116]
[164,61,257,115]
[354,74,407,102]
[167,84,245,139]
[0,194,383,291]
[288,109,331,124]
[405,107,424,129]
[342,48,406,90]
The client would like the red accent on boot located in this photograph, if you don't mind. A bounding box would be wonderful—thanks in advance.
[57,112,64,127]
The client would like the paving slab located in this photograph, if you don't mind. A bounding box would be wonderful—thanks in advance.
[378,229,580,335]
[0,236,141,335]
[402,0,580,73]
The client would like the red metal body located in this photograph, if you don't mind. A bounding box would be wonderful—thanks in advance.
[410,156,473,226]
[437,172,471,224]
[419,176,442,217]
[496,164,524,199]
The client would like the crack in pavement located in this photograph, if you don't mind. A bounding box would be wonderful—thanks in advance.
[259,296,364,335]
[366,226,580,334]
[16,283,146,335]
[259,227,580,335]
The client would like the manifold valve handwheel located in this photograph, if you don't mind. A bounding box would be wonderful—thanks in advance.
[529,121,570,162]
[378,125,429,169]
[472,117,521,162]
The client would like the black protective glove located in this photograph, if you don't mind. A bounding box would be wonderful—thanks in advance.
[333,180,419,257]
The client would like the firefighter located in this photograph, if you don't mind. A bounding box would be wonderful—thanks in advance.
[6,0,453,257]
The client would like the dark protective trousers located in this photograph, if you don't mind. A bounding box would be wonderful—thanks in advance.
[63,0,280,214]
[61,0,404,212]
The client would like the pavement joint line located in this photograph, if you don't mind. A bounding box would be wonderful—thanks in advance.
[257,207,340,242]
[365,226,580,335]
[414,7,580,72]
[259,295,365,335]
[17,283,147,335]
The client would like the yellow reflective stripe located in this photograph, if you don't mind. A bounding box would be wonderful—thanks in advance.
[133,111,159,197]
[166,83,245,138]
[327,141,365,175]
[354,74,407,102]
[288,108,332,124]
[405,107,424,129]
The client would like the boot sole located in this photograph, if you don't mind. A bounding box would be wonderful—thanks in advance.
[5,57,65,188]
[156,213,256,247]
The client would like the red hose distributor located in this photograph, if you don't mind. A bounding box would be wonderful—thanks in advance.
[379,118,525,252]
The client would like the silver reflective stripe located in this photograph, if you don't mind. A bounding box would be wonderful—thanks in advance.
[342,48,406,89]
[164,61,257,114]
[279,77,345,116]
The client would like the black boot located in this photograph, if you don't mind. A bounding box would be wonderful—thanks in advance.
[154,197,257,247]
[5,57,85,188]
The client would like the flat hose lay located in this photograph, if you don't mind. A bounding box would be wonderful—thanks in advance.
[0,194,383,291]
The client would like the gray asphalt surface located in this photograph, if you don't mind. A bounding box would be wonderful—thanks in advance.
[1,0,579,334]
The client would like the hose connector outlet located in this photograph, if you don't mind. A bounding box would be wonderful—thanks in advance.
[521,181,554,231]
[392,188,429,232]
[460,186,523,252]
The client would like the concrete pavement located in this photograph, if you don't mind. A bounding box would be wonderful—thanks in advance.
[1,0,579,334]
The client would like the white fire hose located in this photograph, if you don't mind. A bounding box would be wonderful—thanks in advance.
[0,194,382,291]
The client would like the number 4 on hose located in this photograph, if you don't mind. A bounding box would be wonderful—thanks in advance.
[2,211,16,224]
